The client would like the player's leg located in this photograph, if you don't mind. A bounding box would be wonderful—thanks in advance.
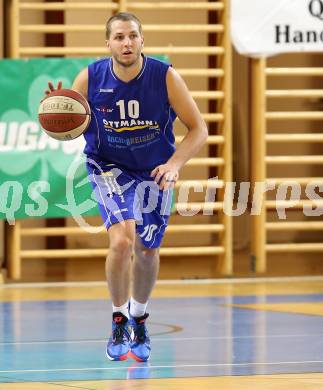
[106,219,136,361]
[128,187,172,362]
[128,238,159,362]
[132,237,160,304]
[85,159,137,361]
[106,219,136,307]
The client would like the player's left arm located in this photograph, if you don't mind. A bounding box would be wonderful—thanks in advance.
[151,67,208,190]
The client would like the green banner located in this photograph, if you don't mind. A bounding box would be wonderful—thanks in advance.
[0,58,99,223]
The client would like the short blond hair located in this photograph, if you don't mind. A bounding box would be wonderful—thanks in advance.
[106,12,142,39]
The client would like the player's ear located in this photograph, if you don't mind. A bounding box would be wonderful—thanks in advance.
[141,35,144,47]
[105,40,110,49]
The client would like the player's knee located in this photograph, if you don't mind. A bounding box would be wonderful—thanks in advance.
[110,236,134,258]
[135,244,159,261]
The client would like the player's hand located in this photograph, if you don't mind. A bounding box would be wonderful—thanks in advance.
[44,81,62,97]
[151,163,179,191]
[40,81,63,103]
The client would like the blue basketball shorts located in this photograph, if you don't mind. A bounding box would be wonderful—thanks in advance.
[86,158,173,248]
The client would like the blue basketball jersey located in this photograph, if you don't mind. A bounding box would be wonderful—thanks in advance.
[84,56,177,171]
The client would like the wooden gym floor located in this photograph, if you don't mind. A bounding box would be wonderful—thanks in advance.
[1,277,323,389]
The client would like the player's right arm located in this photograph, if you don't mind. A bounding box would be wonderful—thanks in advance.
[71,67,89,100]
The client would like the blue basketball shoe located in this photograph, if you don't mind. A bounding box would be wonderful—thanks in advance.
[106,312,131,361]
[128,313,151,362]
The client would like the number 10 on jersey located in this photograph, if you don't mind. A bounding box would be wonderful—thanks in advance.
[116,100,140,119]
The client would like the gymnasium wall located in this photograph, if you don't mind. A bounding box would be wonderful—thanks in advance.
[2,1,323,280]
[233,50,323,276]
[267,53,323,244]
[20,0,45,48]
[232,50,250,252]
[19,1,48,277]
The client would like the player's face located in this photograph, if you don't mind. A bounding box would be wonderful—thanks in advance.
[107,20,144,68]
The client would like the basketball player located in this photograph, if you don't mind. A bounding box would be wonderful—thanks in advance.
[46,12,207,362]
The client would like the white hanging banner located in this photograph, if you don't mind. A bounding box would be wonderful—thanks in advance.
[231,0,323,57]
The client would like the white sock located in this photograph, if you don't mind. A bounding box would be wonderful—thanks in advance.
[112,301,129,319]
[130,297,148,318]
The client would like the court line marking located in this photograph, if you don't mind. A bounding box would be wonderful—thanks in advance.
[3,275,323,289]
[1,360,323,374]
[2,333,323,346]
[0,377,91,390]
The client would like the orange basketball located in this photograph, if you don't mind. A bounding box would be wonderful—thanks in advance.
[38,89,91,141]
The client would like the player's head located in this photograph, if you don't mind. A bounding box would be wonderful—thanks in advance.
[106,13,144,68]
